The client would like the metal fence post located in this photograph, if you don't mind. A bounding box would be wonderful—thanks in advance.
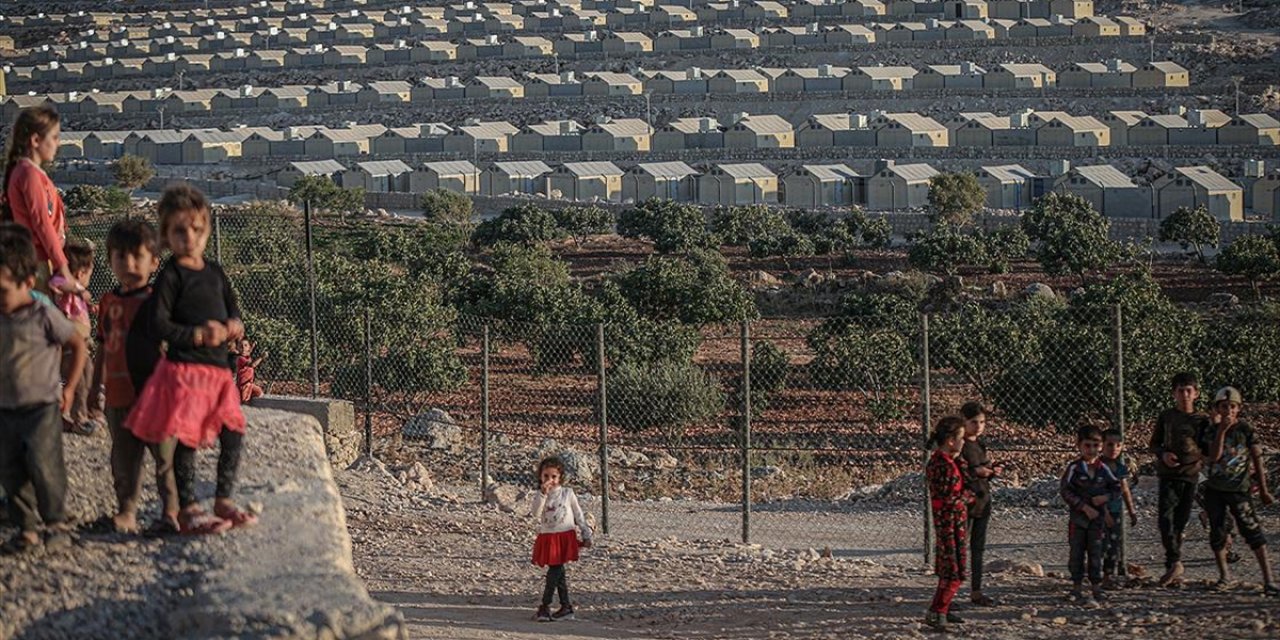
[363,307,373,458]
[921,313,934,567]
[1113,303,1127,577]
[481,324,491,500]
[304,199,319,397]
[741,320,752,545]
[597,323,610,535]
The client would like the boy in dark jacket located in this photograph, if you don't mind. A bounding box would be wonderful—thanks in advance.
[1061,424,1120,603]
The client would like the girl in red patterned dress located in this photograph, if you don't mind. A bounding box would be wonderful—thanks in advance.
[925,415,975,632]
[529,456,593,622]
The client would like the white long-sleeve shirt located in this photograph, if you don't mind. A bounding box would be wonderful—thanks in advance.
[529,486,593,542]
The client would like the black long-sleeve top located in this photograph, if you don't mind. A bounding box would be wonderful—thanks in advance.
[127,260,240,389]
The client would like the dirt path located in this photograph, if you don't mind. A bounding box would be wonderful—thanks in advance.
[340,462,1280,640]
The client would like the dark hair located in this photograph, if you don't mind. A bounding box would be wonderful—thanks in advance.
[1076,424,1104,443]
[928,416,966,448]
[1171,372,1197,390]
[157,182,211,244]
[0,222,39,283]
[106,218,161,259]
[537,456,566,479]
[2,106,61,221]
[1103,428,1123,442]
[63,239,94,274]
[959,401,986,420]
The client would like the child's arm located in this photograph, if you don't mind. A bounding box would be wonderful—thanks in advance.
[1120,478,1138,525]
[1059,463,1097,518]
[219,265,245,341]
[61,332,89,414]
[566,488,593,543]
[1248,444,1274,506]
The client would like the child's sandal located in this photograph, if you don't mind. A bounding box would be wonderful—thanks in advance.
[179,511,233,536]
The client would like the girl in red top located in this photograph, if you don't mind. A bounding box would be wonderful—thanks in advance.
[2,106,81,300]
[925,415,975,632]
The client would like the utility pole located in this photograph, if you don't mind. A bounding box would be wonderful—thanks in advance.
[1232,76,1244,115]
[644,91,652,136]
[1149,36,1155,63]
[158,104,165,129]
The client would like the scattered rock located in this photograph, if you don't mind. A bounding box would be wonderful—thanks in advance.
[987,558,1045,577]
[1023,282,1056,301]
[751,270,784,287]
[990,281,1009,298]
[393,461,435,493]
[651,450,679,470]
[558,449,600,486]
[1052,617,1068,625]
[751,465,785,480]
[403,409,464,453]
[483,482,525,513]
[1208,292,1239,307]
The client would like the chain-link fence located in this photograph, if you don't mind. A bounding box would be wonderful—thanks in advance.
[62,210,1279,569]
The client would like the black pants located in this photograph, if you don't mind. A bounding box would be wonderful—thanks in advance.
[0,403,67,530]
[542,564,570,607]
[1205,488,1267,552]
[1069,516,1105,585]
[968,512,990,592]
[1157,479,1196,568]
[173,429,244,508]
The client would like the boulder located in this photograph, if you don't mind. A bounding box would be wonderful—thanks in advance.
[986,558,1044,577]
[483,482,525,514]
[1022,282,1056,301]
[990,281,1009,299]
[751,270,784,287]
[797,268,826,288]
[558,449,600,486]
[393,461,434,493]
[651,450,679,470]
[402,409,464,453]
[751,465,785,480]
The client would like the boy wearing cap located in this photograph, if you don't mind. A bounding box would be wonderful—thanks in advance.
[1201,386,1277,596]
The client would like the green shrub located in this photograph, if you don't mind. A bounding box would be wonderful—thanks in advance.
[63,185,131,214]
[420,189,474,225]
[472,203,562,247]
[554,205,614,245]
[980,225,1030,274]
[907,226,987,276]
[731,340,790,412]
[608,360,726,448]
[611,249,756,324]
[288,175,365,215]
[617,198,713,253]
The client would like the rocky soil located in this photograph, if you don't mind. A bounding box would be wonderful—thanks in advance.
[341,456,1280,640]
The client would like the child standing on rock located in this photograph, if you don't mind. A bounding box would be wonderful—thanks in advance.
[529,456,593,622]
[924,415,974,632]
[0,223,88,554]
[125,184,255,536]
[91,219,179,535]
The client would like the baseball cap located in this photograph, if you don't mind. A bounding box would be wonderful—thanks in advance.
[1213,386,1242,405]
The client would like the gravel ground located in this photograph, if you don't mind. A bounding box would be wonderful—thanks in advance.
[341,459,1280,640]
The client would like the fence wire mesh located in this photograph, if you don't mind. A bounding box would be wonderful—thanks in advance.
[59,211,1279,569]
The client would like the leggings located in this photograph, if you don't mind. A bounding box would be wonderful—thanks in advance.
[969,513,989,592]
[542,564,570,607]
[929,578,961,614]
[173,429,244,508]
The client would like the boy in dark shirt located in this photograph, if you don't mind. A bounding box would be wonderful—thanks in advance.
[1060,424,1119,603]
[1100,429,1138,588]
[1200,387,1277,596]
[1148,372,1209,587]
[960,402,1001,606]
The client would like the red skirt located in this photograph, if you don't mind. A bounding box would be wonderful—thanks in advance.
[126,359,246,449]
[532,530,580,567]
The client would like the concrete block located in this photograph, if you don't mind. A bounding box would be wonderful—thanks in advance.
[253,395,359,468]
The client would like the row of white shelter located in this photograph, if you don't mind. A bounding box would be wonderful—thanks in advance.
[280,157,1279,219]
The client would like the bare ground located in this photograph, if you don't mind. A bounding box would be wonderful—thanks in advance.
[341,461,1280,640]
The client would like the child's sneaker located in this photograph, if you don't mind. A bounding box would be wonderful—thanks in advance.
[945,612,965,624]
[552,605,575,621]
[534,605,553,622]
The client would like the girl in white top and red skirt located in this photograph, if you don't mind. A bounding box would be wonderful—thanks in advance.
[529,456,593,622]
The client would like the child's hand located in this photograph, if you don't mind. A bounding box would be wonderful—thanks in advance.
[1261,490,1275,507]
[1082,505,1099,520]
[540,478,558,495]
[1091,495,1109,507]
[226,319,245,341]
[1129,512,1139,527]
[1104,511,1115,528]
[991,465,1003,478]
[1162,452,1180,468]
[60,385,75,415]
[202,320,229,346]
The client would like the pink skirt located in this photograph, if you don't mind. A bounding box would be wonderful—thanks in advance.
[532,530,580,567]
[126,359,246,449]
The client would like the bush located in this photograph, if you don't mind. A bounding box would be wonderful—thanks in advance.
[980,225,1030,274]
[611,249,756,324]
[112,155,154,192]
[929,299,1056,399]
[711,204,792,247]
[454,243,584,327]
[1196,303,1280,403]
[608,360,726,447]
[554,205,613,245]
[1216,233,1280,300]
[420,189,474,225]
[788,207,891,254]
[806,323,915,419]
[472,203,562,247]
[1021,192,1122,286]
[732,340,790,412]
[617,198,712,253]
[907,226,987,276]
[927,172,985,228]
[289,175,365,216]
[62,184,131,214]
[1158,205,1219,264]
